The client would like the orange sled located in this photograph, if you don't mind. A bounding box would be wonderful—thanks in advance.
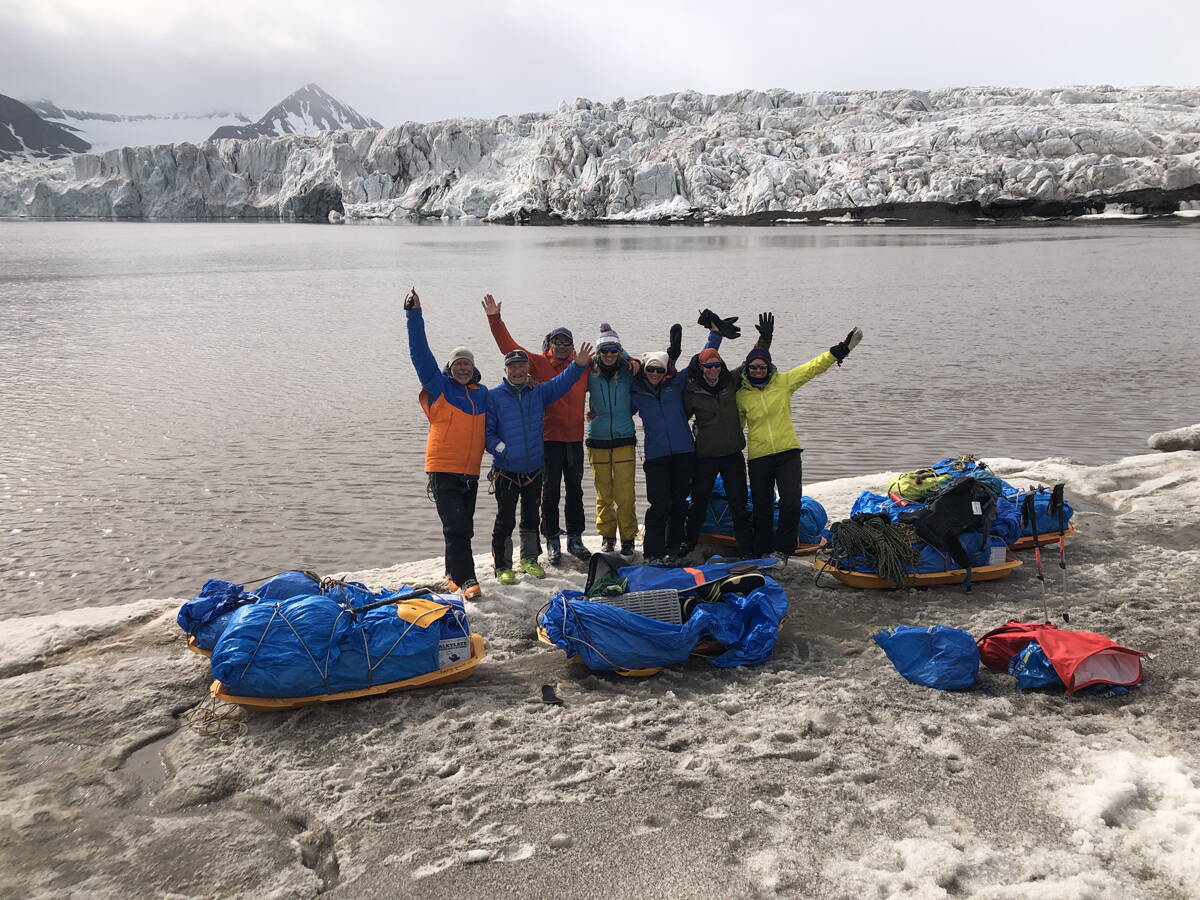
[210,633,487,710]
[536,624,662,677]
[812,557,1022,590]
[1009,527,1076,551]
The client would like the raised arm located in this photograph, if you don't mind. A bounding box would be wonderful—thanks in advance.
[755,312,774,350]
[405,295,443,391]
[482,293,527,355]
[536,342,592,406]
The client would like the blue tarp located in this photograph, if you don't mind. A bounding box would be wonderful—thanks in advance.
[928,458,1074,538]
[540,562,788,671]
[850,489,1023,549]
[207,582,470,698]
[1007,642,1065,691]
[700,475,827,544]
[873,625,979,690]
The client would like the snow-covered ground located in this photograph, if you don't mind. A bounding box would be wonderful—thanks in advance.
[1,85,1198,221]
[2,446,1197,898]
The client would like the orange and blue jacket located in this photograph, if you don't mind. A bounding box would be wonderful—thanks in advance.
[408,308,488,476]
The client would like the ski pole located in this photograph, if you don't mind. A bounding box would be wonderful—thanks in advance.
[1022,492,1048,622]
[1051,483,1069,622]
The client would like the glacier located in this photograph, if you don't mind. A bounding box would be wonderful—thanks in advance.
[1,85,1198,223]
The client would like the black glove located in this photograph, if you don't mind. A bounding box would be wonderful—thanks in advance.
[830,326,863,365]
[756,311,774,347]
[715,315,741,340]
[697,308,718,329]
[667,323,682,363]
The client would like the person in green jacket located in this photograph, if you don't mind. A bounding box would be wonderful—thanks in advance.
[683,312,773,559]
[737,326,863,559]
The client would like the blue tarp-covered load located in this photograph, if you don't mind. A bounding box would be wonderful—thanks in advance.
[539,559,788,672]
[842,490,1015,574]
[928,457,1074,540]
[206,580,471,699]
[873,625,979,690]
[177,570,326,651]
[700,475,827,545]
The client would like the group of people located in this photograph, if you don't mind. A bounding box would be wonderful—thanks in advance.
[405,288,863,600]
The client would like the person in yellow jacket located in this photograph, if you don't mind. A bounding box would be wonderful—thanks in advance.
[737,327,863,559]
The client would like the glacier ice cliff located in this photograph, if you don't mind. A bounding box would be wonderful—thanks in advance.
[1,85,1198,223]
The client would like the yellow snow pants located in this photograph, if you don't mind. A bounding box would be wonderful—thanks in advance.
[588,445,638,540]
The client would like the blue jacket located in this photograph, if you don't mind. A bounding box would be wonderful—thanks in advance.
[631,331,721,461]
[407,308,488,476]
[586,362,636,449]
[486,363,587,473]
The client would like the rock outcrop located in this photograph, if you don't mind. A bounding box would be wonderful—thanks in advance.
[0,93,91,161]
[208,83,380,141]
[1148,424,1200,452]
[2,85,1198,221]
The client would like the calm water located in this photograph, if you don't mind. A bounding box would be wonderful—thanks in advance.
[2,221,1197,615]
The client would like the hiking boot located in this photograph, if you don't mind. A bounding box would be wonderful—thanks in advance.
[546,537,563,565]
[444,573,460,592]
[567,534,591,561]
[460,578,483,600]
[620,539,636,560]
[645,555,671,567]
[601,536,617,554]
[518,557,546,579]
[495,569,518,586]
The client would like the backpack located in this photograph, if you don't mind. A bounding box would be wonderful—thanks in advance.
[887,468,951,502]
[898,477,997,589]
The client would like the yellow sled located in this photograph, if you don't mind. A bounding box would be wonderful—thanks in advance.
[699,532,825,556]
[812,557,1022,590]
[209,633,487,710]
[186,635,211,657]
[1009,527,1076,551]
[536,624,663,677]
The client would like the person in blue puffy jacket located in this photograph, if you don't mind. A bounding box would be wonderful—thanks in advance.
[630,322,722,564]
[486,343,593,585]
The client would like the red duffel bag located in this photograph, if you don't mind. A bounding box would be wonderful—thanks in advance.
[977,620,1146,695]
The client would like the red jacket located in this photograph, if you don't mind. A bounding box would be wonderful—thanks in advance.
[488,314,586,443]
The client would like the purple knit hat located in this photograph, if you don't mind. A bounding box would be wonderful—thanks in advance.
[745,346,772,367]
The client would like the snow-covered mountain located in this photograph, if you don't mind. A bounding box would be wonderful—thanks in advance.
[208,83,380,140]
[2,85,1198,222]
[0,93,91,161]
[25,100,251,154]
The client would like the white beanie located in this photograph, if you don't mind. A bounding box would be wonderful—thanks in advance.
[447,346,474,366]
[596,323,621,349]
[642,350,670,370]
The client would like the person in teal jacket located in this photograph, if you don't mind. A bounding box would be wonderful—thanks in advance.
[485,344,593,584]
[585,324,639,558]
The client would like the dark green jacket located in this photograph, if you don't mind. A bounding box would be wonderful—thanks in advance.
[684,365,744,458]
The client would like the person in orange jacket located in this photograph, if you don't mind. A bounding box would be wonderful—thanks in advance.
[406,289,487,600]
[481,293,590,564]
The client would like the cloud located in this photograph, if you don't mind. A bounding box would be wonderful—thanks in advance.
[2,0,1197,123]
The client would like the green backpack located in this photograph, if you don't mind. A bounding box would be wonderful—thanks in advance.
[888,469,952,502]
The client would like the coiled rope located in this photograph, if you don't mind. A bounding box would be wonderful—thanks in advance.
[823,515,921,588]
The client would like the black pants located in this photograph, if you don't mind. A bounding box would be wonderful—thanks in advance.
[748,448,803,555]
[686,452,754,557]
[643,452,694,558]
[541,441,585,538]
[432,472,479,585]
[491,469,543,570]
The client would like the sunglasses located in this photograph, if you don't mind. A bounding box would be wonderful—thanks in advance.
[701,362,722,369]
[747,363,768,371]
[598,347,620,354]
[550,338,573,347]
[645,366,666,374]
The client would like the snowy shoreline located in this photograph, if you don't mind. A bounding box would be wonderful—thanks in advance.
[2,448,1198,897]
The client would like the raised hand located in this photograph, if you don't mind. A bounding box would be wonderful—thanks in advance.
[668,324,682,361]
[575,341,594,366]
[404,287,420,309]
[481,293,501,316]
[830,326,864,364]
[756,311,774,344]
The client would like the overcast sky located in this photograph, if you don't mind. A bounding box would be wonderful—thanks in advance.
[2,0,1197,122]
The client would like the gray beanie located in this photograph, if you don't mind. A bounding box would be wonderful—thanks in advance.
[447,346,474,366]
[596,323,621,349]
